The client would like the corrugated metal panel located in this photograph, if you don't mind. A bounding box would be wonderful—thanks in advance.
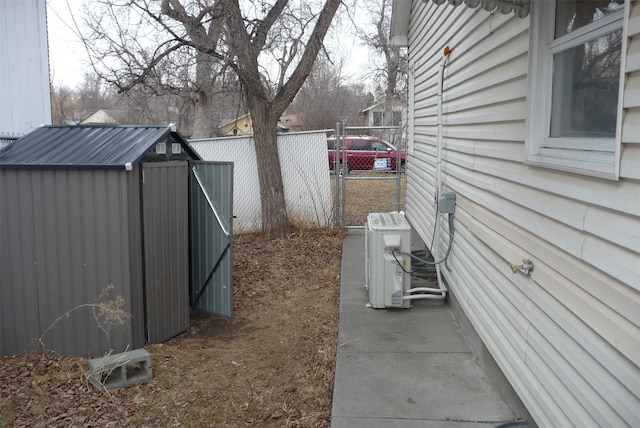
[189,131,332,232]
[126,164,147,353]
[405,1,640,426]
[0,125,199,168]
[190,162,233,317]
[142,162,190,343]
[0,169,41,354]
[0,168,143,357]
[0,0,51,136]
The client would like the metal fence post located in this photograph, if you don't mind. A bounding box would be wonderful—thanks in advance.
[334,122,341,228]
[396,122,402,212]
[340,122,347,228]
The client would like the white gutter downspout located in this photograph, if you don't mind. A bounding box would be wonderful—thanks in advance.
[434,47,451,298]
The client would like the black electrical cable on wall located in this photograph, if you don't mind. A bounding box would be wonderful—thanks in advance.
[392,213,455,274]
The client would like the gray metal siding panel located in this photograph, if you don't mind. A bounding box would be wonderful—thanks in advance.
[142,162,190,343]
[33,169,136,356]
[0,0,51,136]
[0,168,139,357]
[0,170,41,354]
[190,162,233,317]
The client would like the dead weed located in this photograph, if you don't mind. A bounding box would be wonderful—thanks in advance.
[0,228,346,427]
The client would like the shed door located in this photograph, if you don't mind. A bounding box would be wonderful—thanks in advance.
[190,162,233,317]
[142,162,190,343]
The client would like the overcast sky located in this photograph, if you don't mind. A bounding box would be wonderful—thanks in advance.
[47,0,88,87]
[46,0,375,89]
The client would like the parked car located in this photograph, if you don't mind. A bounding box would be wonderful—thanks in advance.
[327,136,406,173]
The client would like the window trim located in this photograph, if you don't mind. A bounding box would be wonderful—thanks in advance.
[525,0,628,180]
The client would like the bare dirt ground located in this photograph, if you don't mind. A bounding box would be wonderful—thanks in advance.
[0,172,403,427]
[0,228,346,427]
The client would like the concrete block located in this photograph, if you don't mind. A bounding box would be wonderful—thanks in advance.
[89,348,152,391]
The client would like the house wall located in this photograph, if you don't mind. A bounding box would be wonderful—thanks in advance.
[404,2,640,426]
[219,115,253,136]
[189,131,333,232]
[0,0,51,137]
[0,168,145,357]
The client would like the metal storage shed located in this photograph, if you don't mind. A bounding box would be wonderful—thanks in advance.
[0,125,233,357]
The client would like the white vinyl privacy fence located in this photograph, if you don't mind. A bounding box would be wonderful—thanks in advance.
[189,131,332,233]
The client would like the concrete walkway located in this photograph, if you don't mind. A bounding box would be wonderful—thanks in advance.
[331,229,519,427]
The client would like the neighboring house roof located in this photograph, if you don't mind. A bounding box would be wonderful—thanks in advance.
[80,109,117,124]
[361,99,406,114]
[218,113,290,136]
[0,124,199,169]
[279,113,300,130]
[361,102,384,114]
[219,113,253,136]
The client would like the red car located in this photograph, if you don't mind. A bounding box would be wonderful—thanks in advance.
[327,136,406,173]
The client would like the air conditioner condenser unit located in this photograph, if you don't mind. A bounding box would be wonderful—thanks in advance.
[365,212,411,309]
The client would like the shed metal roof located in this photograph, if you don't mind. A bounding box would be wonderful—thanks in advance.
[0,125,199,169]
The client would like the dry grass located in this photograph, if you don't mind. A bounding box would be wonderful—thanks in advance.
[0,176,402,427]
[0,228,346,427]
[334,172,406,226]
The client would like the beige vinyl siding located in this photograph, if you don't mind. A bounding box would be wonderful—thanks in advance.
[405,1,640,426]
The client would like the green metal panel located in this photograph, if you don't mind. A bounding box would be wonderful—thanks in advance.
[142,162,190,343]
[190,162,233,317]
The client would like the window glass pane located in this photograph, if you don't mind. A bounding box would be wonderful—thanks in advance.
[550,29,622,138]
[351,141,372,150]
[373,112,384,126]
[555,0,624,38]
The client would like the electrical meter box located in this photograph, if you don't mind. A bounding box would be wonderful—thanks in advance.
[365,212,412,309]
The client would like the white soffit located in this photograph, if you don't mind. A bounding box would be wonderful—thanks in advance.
[429,0,530,17]
[391,0,411,47]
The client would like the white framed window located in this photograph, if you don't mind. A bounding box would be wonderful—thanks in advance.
[527,0,627,179]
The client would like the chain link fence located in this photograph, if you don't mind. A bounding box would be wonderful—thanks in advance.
[331,123,407,227]
[190,131,333,233]
[189,125,406,231]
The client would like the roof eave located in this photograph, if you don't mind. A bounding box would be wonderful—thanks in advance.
[390,0,411,48]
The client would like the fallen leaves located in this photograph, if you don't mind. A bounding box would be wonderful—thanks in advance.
[1,228,345,427]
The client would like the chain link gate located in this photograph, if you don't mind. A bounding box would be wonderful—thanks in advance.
[332,122,407,228]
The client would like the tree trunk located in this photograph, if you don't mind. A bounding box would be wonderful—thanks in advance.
[249,100,290,239]
[192,91,214,138]
[191,52,216,138]
[384,53,398,126]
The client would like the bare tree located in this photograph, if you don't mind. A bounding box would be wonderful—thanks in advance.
[292,54,370,130]
[82,0,344,239]
[359,0,407,126]
[50,83,77,125]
